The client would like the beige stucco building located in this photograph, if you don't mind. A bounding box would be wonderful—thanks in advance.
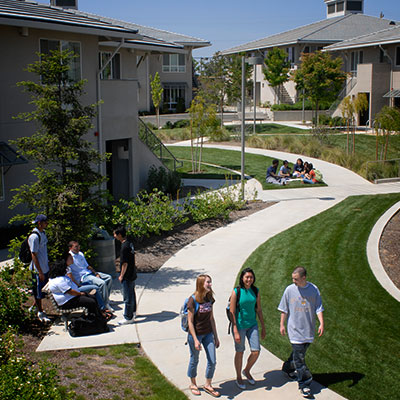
[0,0,209,228]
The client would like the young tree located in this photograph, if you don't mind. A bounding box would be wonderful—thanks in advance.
[11,50,108,260]
[150,72,163,128]
[352,93,369,155]
[293,51,346,125]
[340,96,355,155]
[188,93,219,172]
[375,106,400,160]
[263,47,290,104]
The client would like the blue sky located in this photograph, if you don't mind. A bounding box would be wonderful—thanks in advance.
[76,0,400,58]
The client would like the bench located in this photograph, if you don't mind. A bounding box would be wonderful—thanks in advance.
[43,283,88,331]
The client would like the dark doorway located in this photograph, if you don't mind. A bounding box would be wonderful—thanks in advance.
[359,92,370,126]
[394,97,400,109]
[106,139,131,200]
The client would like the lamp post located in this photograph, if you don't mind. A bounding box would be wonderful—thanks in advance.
[240,56,263,199]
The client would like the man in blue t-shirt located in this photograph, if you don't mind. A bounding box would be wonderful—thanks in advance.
[278,266,324,398]
[266,159,287,185]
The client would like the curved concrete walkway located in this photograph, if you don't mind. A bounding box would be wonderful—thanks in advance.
[136,144,400,399]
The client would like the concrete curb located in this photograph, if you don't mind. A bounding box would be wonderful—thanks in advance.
[366,201,400,302]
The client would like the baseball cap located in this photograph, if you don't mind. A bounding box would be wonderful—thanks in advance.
[33,214,48,223]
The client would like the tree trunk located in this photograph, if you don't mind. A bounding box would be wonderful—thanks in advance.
[190,119,195,172]
[352,120,356,156]
[220,97,224,129]
[375,128,379,161]
[198,134,204,173]
[384,131,389,161]
[156,108,160,129]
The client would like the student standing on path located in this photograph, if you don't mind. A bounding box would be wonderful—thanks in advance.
[278,266,324,399]
[113,226,137,325]
[187,274,220,397]
[29,214,51,323]
[229,267,266,389]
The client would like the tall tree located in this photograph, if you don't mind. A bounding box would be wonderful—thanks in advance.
[293,51,346,125]
[150,72,163,128]
[263,47,290,104]
[225,54,253,107]
[198,53,229,127]
[11,50,108,260]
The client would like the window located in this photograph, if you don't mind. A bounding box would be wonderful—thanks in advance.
[40,39,81,81]
[99,52,121,80]
[54,0,77,6]
[337,1,344,12]
[303,46,310,54]
[0,167,4,201]
[162,54,185,73]
[351,50,363,73]
[163,85,185,110]
[396,47,400,66]
[347,1,362,11]
[286,47,295,64]
[327,4,335,14]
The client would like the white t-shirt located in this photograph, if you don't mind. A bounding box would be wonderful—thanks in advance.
[28,228,49,274]
[48,275,78,306]
[67,251,92,283]
[278,282,324,344]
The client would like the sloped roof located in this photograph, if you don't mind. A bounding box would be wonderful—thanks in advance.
[73,10,211,49]
[221,14,398,55]
[0,0,139,38]
[324,24,400,51]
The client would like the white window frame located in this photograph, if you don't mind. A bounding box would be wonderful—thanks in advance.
[162,54,186,73]
[39,39,82,81]
[351,50,363,74]
[99,52,121,80]
[0,167,4,202]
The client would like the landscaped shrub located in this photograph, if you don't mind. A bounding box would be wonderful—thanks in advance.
[147,165,182,196]
[0,262,31,334]
[174,119,191,128]
[112,189,188,239]
[209,127,231,142]
[271,100,331,111]
[0,330,72,400]
[145,122,158,131]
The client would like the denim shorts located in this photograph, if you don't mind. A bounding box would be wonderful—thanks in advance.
[234,323,260,353]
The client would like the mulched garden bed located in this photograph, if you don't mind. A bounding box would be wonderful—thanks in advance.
[379,209,400,290]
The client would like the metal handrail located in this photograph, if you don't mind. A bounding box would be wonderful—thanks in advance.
[328,76,357,114]
[138,117,183,171]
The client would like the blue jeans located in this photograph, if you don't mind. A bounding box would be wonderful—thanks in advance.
[187,332,216,379]
[234,323,260,353]
[78,283,106,310]
[303,178,316,184]
[81,272,112,305]
[286,343,312,389]
[121,279,136,320]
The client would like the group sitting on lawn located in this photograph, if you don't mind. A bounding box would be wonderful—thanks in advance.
[266,158,323,185]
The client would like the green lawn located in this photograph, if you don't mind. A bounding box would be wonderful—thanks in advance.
[167,146,326,190]
[242,193,400,400]
[225,123,310,135]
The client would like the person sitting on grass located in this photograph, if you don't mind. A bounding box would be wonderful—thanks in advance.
[300,161,309,178]
[48,260,108,319]
[292,158,304,178]
[266,159,287,186]
[302,163,318,184]
[279,160,292,179]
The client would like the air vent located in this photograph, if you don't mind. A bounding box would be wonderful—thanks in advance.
[50,0,78,9]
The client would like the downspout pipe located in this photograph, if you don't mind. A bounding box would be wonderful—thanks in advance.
[96,38,125,177]
[379,44,394,106]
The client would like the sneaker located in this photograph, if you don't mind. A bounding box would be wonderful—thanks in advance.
[287,371,297,380]
[242,370,255,385]
[37,311,51,323]
[300,387,313,398]
[105,303,114,312]
[235,380,246,390]
[118,316,135,325]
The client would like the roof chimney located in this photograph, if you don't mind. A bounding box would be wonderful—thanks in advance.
[50,0,78,10]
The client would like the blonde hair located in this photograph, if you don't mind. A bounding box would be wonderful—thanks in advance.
[194,274,214,303]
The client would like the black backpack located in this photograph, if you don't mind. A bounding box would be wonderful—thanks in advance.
[226,286,259,334]
[19,231,40,264]
[68,313,109,337]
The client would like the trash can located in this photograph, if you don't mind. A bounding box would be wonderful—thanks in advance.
[90,228,116,275]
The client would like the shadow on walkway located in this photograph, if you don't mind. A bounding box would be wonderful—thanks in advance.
[144,267,204,291]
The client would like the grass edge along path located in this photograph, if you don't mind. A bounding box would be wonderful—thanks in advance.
[242,193,400,400]
[167,146,326,190]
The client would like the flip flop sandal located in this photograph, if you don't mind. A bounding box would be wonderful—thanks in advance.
[190,386,201,396]
[203,386,220,397]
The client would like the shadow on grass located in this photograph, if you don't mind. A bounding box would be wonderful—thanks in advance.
[313,372,365,388]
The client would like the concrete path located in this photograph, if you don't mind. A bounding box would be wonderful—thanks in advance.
[32,143,400,399]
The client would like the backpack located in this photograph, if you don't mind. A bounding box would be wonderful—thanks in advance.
[68,313,109,337]
[226,286,259,334]
[19,231,40,264]
[314,169,323,182]
[180,295,199,332]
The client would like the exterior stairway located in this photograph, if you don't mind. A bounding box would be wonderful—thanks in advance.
[138,117,183,171]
